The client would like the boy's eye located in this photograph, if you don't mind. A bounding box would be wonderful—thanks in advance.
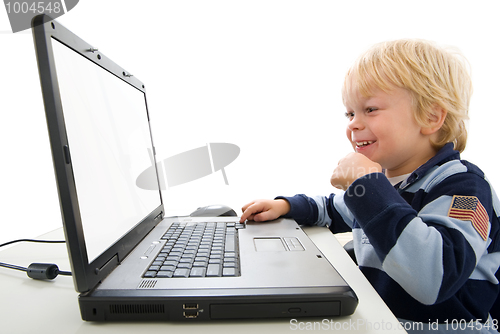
[345,111,355,119]
[345,108,377,120]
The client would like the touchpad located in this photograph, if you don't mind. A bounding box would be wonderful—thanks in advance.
[254,238,286,252]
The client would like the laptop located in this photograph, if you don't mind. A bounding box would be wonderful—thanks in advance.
[31,14,358,321]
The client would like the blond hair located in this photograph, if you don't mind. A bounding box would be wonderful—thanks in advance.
[342,39,472,152]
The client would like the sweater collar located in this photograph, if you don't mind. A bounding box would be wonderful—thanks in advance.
[399,142,460,188]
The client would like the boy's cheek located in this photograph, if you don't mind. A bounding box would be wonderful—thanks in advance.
[345,129,355,149]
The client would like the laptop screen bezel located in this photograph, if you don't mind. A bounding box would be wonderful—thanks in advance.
[32,15,164,293]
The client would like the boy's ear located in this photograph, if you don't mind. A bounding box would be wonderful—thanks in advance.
[421,104,447,135]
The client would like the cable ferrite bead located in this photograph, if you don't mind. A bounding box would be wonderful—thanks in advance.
[27,263,60,280]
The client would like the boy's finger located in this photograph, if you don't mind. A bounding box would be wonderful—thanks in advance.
[241,201,256,212]
[240,204,259,222]
[239,210,250,223]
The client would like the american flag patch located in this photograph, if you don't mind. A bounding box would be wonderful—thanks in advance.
[448,195,489,241]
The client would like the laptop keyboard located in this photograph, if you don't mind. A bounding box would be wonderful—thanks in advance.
[143,221,243,278]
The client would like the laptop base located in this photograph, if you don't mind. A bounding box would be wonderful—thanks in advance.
[79,287,357,321]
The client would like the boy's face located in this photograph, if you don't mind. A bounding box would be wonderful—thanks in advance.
[344,85,437,177]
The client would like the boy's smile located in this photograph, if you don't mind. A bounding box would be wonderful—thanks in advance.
[344,86,438,178]
[354,140,376,150]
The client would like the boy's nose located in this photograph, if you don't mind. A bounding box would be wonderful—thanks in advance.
[347,115,364,131]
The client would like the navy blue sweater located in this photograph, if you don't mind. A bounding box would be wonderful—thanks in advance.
[278,143,500,324]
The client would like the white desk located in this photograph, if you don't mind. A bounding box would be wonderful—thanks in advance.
[0,226,407,334]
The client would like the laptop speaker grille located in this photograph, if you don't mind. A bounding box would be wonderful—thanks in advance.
[109,303,165,314]
[138,279,157,289]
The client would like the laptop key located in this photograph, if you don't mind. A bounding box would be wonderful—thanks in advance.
[160,265,176,271]
[206,264,221,277]
[193,261,207,267]
[223,267,237,276]
[144,271,156,278]
[156,271,174,278]
[164,260,179,267]
[177,262,192,269]
[223,261,236,268]
[190,267,206,277]
[173,268,190,277]
[209,258,222,264]
[225,234,237,252]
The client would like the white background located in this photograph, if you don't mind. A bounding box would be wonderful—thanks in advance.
[1,0,499,245]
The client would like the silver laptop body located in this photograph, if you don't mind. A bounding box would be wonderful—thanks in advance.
[32,15,357,321]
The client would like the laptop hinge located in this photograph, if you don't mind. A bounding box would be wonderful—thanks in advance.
[95,254,119,279]
[154,211,163,221]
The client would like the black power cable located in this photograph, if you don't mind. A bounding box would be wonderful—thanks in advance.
[0,238,72,280]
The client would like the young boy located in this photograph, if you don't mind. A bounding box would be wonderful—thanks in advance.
[240,39,500,333]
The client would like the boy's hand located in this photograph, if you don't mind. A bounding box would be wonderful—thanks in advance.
[240,199,290,223]
[331,152,382,190]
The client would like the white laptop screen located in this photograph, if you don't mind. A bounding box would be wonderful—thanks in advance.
[51,38,161,263]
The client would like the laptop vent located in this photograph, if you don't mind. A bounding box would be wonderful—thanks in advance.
[109,304,165,314]
[138,279,157,289]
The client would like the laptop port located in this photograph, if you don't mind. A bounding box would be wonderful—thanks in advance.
[183,310,199,318]
[183,303,198,310]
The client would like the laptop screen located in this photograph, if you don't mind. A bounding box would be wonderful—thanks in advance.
[51,38,162,263]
